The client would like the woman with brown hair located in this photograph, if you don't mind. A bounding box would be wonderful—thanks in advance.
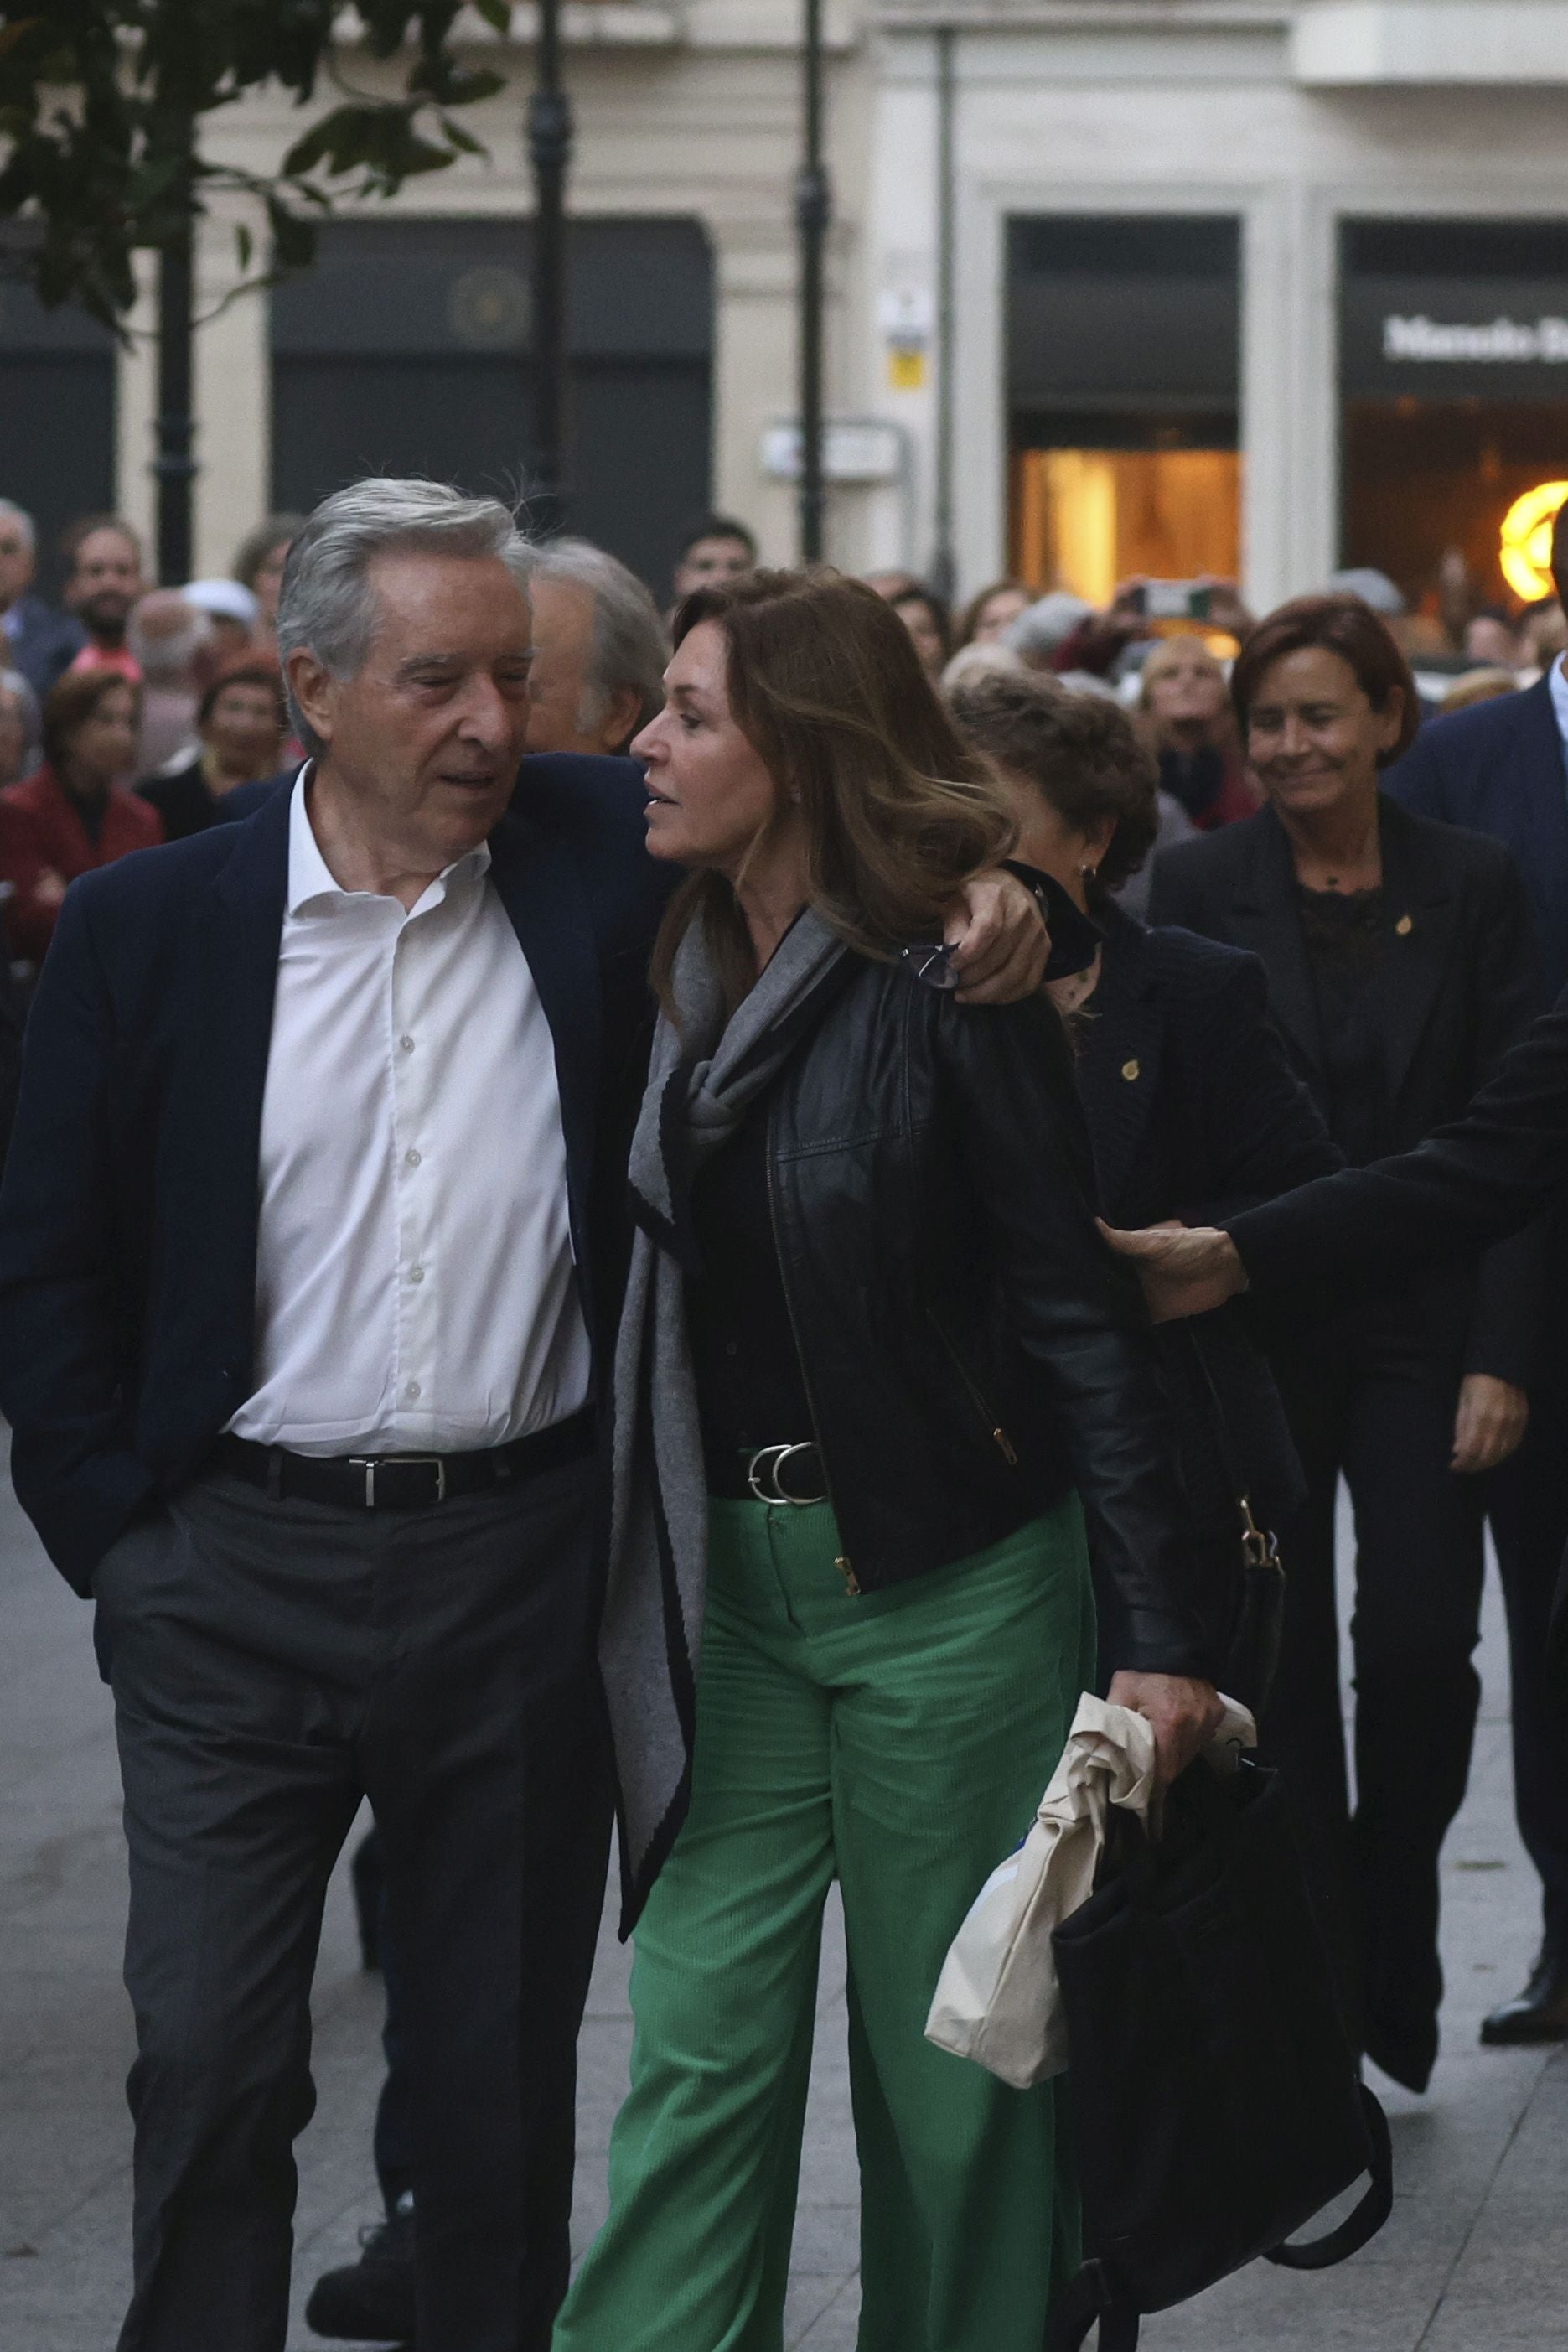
[956,574,1034,648]
[552,571,1219,2352]
[1148,593,1544,2091]
[887,579,952,681]
[3,667,162,962]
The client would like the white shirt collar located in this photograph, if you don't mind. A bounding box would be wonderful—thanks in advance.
[1548,655,1568,757]
[286,763,493,918]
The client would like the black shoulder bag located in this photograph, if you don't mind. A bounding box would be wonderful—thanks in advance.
[1046,1756,1392,2352]
[1182,1317,1293,1719]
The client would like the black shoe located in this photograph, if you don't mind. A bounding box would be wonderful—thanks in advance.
[305,2202,415,2344]
[1481,1946,1568,2045]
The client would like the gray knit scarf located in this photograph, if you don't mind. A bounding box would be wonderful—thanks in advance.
[603,906,846,1924]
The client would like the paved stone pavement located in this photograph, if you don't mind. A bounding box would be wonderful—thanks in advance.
[2,1456,1563,2351]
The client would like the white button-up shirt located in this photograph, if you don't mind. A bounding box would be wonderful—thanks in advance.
[1550,652,1568,763]
[228,773,592,1456]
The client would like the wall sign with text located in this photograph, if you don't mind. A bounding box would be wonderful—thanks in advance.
[1343,277,1568,398]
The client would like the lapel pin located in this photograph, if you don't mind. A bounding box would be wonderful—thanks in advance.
[1120,1058,1141,1081]
[1395,914,1413,936]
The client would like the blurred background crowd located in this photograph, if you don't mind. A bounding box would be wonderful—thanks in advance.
[5,495,1557,974]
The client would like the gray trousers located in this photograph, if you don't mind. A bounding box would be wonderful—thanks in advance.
[91,1454,612,2352]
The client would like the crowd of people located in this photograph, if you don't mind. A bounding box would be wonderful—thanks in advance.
[3,474,1568,2352]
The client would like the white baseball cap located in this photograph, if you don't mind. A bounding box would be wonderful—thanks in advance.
[184,578,261,627]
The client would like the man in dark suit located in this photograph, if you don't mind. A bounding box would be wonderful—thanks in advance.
[0,479,1048,2352]
[1378,507,1568,2046]
[0,483,670,2352]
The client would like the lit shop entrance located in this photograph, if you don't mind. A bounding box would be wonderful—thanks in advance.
[1339,219,1568,609]
[1006,215,1241,601]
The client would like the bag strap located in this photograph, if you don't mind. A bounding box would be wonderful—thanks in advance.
[1185,1325,1281,1572]
[1046,2261,1141,2352]
[1264,2085,1394,2272]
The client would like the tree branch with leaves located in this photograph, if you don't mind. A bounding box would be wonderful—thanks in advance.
[0,0,514,326]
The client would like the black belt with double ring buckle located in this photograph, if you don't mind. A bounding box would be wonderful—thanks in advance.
[745,1441,827,1506]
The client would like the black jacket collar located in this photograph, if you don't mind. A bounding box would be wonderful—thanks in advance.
[1214,795,1457,1101]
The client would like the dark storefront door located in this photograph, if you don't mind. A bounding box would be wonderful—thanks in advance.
[1340,218,1568,609]
[0,272,116,594]
[271,217,713,600]
[1006,215,1242,600]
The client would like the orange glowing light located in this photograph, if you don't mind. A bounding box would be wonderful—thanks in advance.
[1500,481,1568,601]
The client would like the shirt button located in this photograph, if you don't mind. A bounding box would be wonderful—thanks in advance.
[400,1034,416,1054]
[724,1341,739,1358]
[405,1380,422,1400]
[405,1148,422,1168]
[409,1267,425,1284]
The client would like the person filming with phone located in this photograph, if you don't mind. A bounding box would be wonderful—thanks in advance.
[1034,574,1255,690]
[1139,634,1260,831]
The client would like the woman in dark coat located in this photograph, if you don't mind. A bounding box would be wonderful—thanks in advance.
[948,671,1339,1697]
[1146,594,1545,2090]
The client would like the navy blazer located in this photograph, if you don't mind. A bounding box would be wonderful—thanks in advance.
[1077,900,1340,1234]
[0,753,673,1591]
[1385,672,1568,1006]
[1149,795,1545,1388]
[1075,902,1340,1540]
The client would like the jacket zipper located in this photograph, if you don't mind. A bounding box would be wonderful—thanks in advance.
[765,1100,860,1595]
[926,1307,1020,1466]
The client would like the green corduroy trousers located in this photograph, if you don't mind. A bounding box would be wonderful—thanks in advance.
[553,1490,1096,2352]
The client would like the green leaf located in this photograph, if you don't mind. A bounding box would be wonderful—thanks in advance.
[437,112,487,158]
[279,115,343,179]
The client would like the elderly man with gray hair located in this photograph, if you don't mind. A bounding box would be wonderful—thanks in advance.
[126,587,215,771]
[0,476,1051,2352]
[0,478,663,2352]
[525,533,667,758]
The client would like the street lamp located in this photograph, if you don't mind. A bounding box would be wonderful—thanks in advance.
[527,0,573,530]
[929,28,957,605]
[796,0,831,563]
[153,124,197,585]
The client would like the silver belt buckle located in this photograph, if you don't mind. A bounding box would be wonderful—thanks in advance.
[746,1442,821,1507]
[348,1455,449,1508]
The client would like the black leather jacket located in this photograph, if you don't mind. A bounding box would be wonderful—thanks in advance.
[763,955,1213,1678]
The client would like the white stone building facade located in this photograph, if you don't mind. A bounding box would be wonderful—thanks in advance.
[9,0,1568,607]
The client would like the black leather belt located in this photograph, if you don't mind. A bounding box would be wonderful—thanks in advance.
[709,1442,828,1506]
[214,1406,594,1511]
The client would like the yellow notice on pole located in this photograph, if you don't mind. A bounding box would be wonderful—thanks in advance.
[887,346,928,391]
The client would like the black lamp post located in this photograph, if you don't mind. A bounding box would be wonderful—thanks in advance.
[796,0,831,563]
[153,136,197,585]
[929,27,958,605]
[527,0,573,531]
